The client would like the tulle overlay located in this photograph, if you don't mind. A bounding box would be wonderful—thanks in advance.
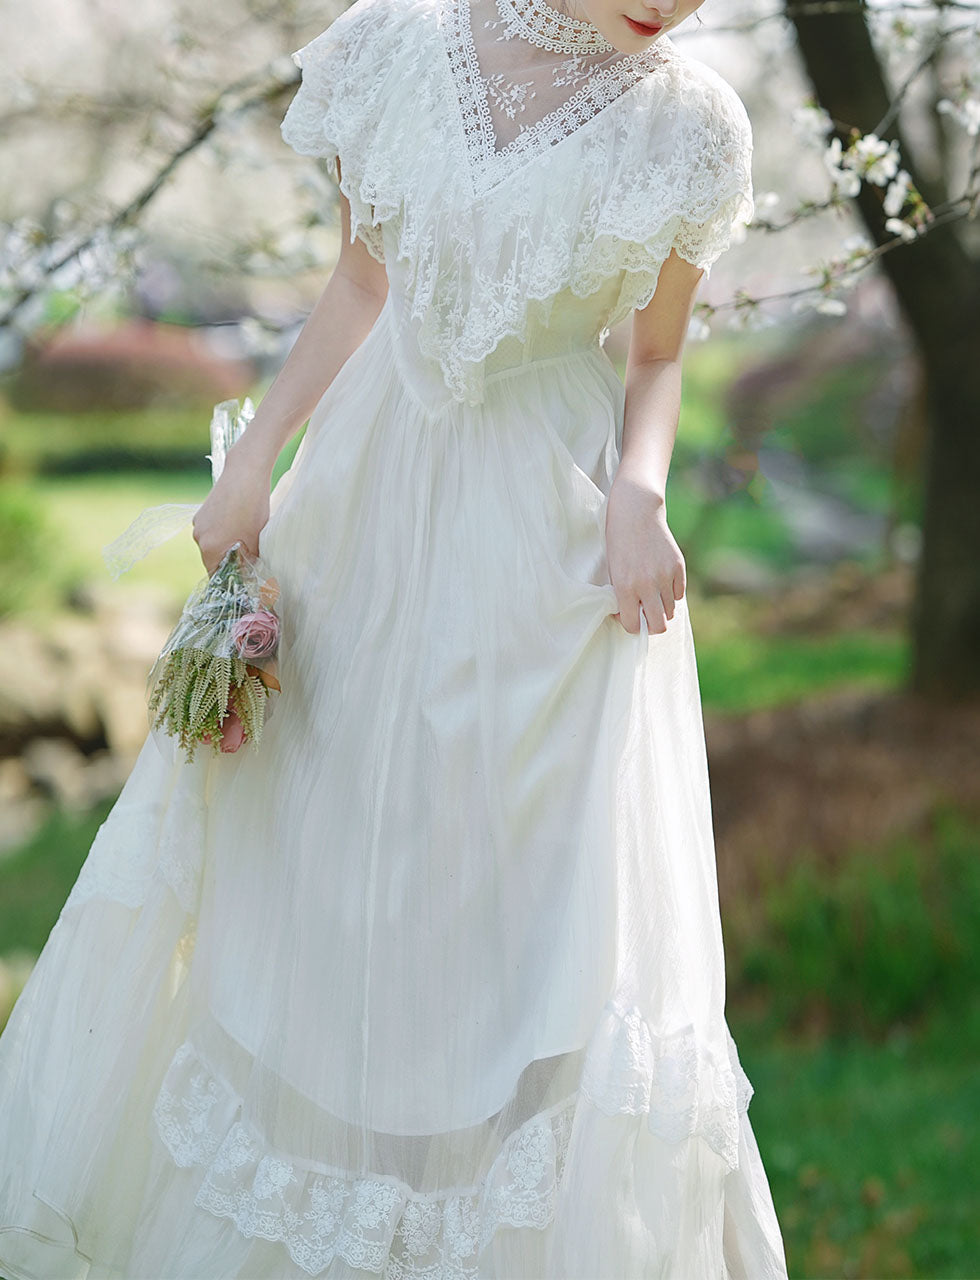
[0,305,785,1278]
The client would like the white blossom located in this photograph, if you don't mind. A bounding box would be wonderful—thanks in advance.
[823,138,861,197]
[937,96,980,137]
[883,168,912,217]
[847,133,901,186]
[791,104,834,147]
[686,314,712,342]
[841,232,873,255]
[792,294,847,317]
[755,191,781,212]
[269,55,302,85]
[730,304,775,332]
[885,216,920,242]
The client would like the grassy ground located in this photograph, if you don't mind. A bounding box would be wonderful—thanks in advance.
[737,997,980,1279]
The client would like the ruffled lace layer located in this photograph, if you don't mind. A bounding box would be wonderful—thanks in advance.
[279,0,754,406]
[149,1002,755,1279]
[153,1038,574,1279]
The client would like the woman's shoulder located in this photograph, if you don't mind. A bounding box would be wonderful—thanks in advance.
[285,0,441,95]
[658,43,753,151]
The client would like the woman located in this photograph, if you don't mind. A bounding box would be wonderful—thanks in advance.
[0,0,789,1275]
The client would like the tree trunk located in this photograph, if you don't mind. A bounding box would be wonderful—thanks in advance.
[786,0,980,697]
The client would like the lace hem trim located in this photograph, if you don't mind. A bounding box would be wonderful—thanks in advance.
[153,1039,576,1278]
[151,1008,754,1277]
[580,1001,754,1172]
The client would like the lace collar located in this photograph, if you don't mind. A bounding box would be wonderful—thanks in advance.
[490,0,616,54]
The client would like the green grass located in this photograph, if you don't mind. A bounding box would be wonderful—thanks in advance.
[694,626,910,714]
[732,808,980,1035]
[33,470,213,605]
[2,431,305,615]
[0,802,113,955]
[739,997,980,1279]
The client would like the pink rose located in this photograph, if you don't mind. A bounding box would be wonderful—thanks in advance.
[232,608,280,660]
[202,706,247,754]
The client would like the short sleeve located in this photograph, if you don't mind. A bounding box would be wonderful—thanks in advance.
[279,0,390,264]
[670,72,754,279]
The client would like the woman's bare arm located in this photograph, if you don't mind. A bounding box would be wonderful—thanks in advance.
[605,249,704,634]
[193,159,388,573]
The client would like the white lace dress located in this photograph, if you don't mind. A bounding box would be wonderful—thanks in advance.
[0,0,788,1275]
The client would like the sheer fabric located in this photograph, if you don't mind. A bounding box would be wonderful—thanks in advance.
[0,1,786,1277]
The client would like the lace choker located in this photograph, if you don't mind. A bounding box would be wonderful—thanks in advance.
[491,0,617,54]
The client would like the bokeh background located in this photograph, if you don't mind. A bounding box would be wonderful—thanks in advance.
[1,0,979,1276]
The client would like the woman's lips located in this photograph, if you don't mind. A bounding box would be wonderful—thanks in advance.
[624,14,663,35]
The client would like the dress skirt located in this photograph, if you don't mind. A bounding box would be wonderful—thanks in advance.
[0,298,788,1279]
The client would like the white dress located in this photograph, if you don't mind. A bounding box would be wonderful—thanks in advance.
[0,0,789,1275]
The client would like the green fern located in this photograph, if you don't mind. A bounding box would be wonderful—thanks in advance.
[147,542,278,762]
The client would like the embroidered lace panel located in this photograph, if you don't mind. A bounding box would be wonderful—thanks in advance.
[439,0,675,193]
[488,0,616,53]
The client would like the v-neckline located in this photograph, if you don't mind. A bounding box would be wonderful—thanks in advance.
[438,0,675,198]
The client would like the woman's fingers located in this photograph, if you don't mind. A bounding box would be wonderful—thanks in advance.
[608,593,670,634]
[642,598,668,634]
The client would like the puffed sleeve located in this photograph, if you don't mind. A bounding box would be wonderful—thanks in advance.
[669,68,755,278]
[279,0,393,263]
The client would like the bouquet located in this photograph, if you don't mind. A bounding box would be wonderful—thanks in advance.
[147,542,281,760]
[101,397,285,762]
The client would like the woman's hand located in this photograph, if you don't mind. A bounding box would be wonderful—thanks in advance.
[605,465,686,634]
[192,449,271,576]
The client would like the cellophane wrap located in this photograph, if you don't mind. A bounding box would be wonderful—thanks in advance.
[146,542,281,761]
[101,397,256,580]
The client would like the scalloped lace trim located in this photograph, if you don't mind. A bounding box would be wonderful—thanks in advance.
[580,1002,754,1171]
[153,1040,575,1278]
[151,1005,754,1277]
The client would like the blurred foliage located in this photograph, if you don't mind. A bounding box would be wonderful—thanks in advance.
[695,627,909,713]
[0,483,62,617]
[739,996,980,1280]
[0,406,227,475]
[0,432,304,614]
[734,807,980,1035]
[0,803,112,958]
[766,361,883,465]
